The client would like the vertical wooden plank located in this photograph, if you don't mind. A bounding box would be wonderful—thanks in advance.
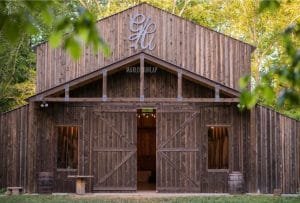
[102,70,107,101]
[140,54,145,101]
[214,85,220,101]
[249,106,258,192]
[177,71,182,101]
[64,84,69,101]
[27,102,37,192]
[219,35,224,85]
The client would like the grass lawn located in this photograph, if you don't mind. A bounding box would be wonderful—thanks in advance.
[0,195,300,203]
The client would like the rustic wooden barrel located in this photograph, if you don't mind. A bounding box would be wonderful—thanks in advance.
[228,171,244,194]
[38,172,54,194]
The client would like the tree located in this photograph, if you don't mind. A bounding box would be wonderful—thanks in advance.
[0,0,110,112]
[238,0,300,120]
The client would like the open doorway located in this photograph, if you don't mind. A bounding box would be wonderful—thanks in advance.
[137,108,156,191]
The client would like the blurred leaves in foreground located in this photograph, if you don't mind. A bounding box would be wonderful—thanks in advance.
[0,0,110,112]
[239,0,300,120]
[0,0,110,59]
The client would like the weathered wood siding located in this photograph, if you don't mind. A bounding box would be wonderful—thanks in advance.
[36,3,252,93]
[182,77,214,98]
[157,103,249,192]
[247,105,300,194]
[70,79,102,97]
[31,102,248,193]
[24,103,138,193]
[1,102,299,193]
[0,105,29,191]
[36,104,88,193]
[108,69,140,98]
[92,109,137,191]
[144,69,177,98]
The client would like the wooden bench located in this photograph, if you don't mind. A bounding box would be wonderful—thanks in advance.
[7,187,23,195]
[68,175,93,195]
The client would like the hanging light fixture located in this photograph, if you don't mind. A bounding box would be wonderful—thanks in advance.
[40,101,49,108]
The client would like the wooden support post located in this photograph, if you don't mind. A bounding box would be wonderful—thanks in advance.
[76,178,86,195]
[140,54,145,101]
[215,85,220,101]
[102,70,107,101]
[249,108,257,192]
[27,102,36,192]
[177,70,182,101]
[64,84,69,102]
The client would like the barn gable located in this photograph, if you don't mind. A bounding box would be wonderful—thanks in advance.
[36,3,254,93]
[51,67,229,99]
[29,52,239,102]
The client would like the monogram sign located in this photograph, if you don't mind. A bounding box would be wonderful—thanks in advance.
[128,13,156,51]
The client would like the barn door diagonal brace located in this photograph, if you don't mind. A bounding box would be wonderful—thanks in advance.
[97,149,136,185]
[159,151,199,187]
[98,115,135,147]
[159,111,199,149]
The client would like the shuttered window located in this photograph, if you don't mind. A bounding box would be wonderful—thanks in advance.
[57,126,79,169]
[208,126,229,169]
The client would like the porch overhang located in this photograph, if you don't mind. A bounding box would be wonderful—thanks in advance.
[27,51,241,102]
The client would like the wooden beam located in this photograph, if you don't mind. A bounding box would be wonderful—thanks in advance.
[215,84,220,102]
[93,148,136,152]
[102,70,107,101]
[140,54,145,101]
[177,70,182,101]
[64,84,69,102]
[41,97,240,103]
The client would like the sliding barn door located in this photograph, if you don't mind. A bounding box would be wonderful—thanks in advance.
[92,109,137,191]
[157,105,201,192]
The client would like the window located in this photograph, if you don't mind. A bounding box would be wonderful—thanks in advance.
[208,126,229,169]
[57,126,79,169]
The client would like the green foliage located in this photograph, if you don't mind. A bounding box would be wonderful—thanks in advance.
[0,0,110,59]
[0,0,110,112]
[0,33,36,112]
[0,188,5,194]
[239,1,300,119]
[50,6,110,58]
[259,0,280,13]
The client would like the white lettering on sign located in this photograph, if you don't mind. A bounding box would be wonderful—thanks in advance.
[128,13,156,51]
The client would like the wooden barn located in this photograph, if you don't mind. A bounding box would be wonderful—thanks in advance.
[0,3,299,194]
